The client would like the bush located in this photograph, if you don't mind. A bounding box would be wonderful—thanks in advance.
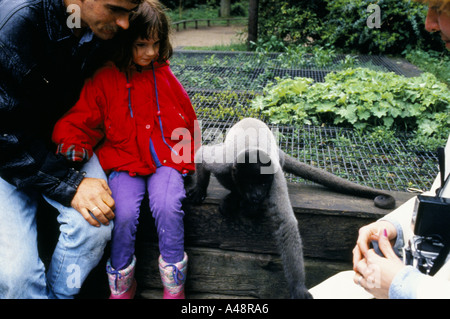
[257,0,445,54]
[161,0,217,10]
[322,0,444,54]
[257,0,327,46]
[251,68,450,150]
[405,49,450,87]
[231,2,247,16]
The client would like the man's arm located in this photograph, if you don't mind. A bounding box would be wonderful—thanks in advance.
[0,35,114,225]
[0,84,115,226]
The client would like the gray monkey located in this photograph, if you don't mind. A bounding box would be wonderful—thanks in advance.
[186,118,395,298]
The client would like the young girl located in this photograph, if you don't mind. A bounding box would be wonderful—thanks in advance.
[52,0,200,299]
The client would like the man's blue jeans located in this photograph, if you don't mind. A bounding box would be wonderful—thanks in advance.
[0,155,113,299]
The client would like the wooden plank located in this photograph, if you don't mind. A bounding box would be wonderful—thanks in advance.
[134,245,351,299]
[137,178,415,261]
[140,289,256,299]
[132,180,414,298]
[171,18,248,31]
[204,177,414,218]
[38,175,415,298]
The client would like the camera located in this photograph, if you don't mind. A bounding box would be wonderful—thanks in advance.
[404,148,450,275]
[404,234,446,275]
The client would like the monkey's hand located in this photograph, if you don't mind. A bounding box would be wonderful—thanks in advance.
[185,187,207,205]
[218,192,240,218]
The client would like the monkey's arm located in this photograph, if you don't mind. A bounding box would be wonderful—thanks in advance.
[282,152,395,209]
[267,172,312,299]
[186,161,211,204]
[186,144,231,204]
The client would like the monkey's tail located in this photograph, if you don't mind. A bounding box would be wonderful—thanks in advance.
[282,154,396,209]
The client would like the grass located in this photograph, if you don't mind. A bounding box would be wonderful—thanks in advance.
[404,49,450,88]
[166,4,219,22]
[180,42,248,51]
[166,2,248,25]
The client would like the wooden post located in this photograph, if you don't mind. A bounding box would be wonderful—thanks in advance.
[248,0,259,50]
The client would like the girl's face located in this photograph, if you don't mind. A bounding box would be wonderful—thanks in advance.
[425,5,450,50]
[132,37,160,67]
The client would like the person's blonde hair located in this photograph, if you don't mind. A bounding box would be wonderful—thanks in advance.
[415,0,450,14]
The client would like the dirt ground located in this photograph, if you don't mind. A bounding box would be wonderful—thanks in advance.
[171,25,247,48]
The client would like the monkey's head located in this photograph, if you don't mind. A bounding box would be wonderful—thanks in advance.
[232,149,274,211]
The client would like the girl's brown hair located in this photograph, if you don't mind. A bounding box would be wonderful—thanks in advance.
[113,0,173,70]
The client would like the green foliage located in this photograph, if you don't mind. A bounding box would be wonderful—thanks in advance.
[191,90,260,120]
[161,0,219,10]
[405,49,450,88]
[257,0,327,47]
[322,0,444,54]
[231,1,247,16]
[172,49,389,91]
[164,0,248,21]
[257,0,445,54]
[165,2,219,21]
[251,68,450,150]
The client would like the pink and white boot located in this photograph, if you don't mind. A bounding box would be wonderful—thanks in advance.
[159,252,188,299]
[106,255,137,299]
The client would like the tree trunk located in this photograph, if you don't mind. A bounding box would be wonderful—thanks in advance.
[220,0,231,17]
[248,0,259,49]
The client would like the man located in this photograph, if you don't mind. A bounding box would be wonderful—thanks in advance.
[310,0,450,299]
[424,0,450,50]
[350,0,450,299]
[0,0,142,298]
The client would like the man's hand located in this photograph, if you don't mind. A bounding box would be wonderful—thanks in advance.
[71,177,115,227]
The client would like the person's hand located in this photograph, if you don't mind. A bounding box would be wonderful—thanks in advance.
[353,220,397,268]
[71,177,115,227]
[353,228,406,299]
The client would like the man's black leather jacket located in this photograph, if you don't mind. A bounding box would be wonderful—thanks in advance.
[0,0,113,206]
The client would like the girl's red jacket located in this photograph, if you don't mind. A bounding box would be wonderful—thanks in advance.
[52,62,200,176]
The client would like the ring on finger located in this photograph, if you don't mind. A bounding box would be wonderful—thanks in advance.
[91,206,100,212]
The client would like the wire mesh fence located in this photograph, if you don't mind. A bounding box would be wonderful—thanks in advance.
[173,50,405,73]
[172,50,439,193]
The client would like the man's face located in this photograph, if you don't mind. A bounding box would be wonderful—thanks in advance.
[79,0,139,40]
[425,4,450,50]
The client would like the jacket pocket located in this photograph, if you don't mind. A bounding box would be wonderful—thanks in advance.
[104,111,133,145]
[160,107,190,139]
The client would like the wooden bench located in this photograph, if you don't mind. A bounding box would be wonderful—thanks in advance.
[127,178,414,298]
[172,18,247,32]
[37,178,415,298]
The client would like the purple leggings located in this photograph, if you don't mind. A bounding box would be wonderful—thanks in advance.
[108,166,186,270]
